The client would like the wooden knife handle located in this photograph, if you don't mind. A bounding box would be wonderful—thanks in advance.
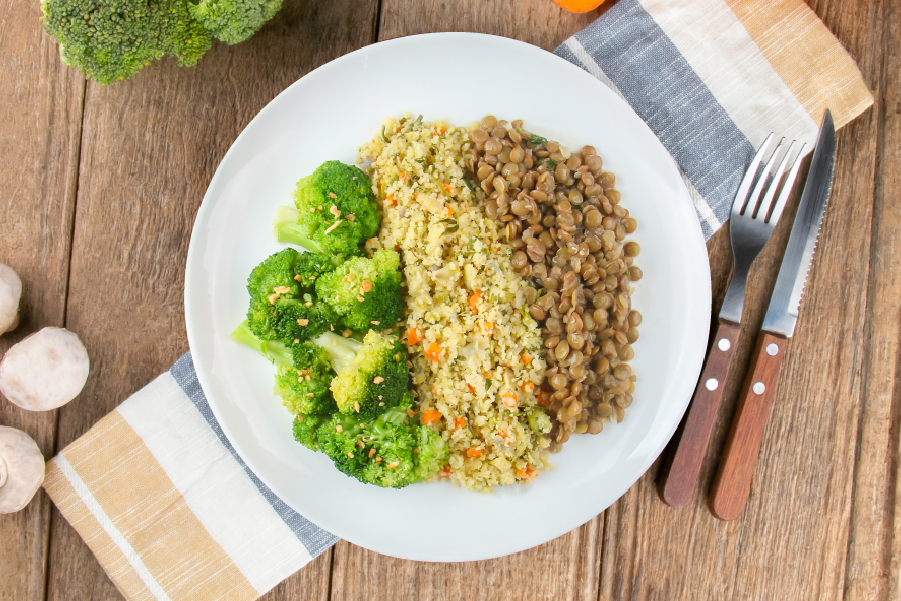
[709,331,787,520]
[657,320,741,507]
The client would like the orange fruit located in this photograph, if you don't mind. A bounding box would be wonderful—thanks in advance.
[552,0,607,13]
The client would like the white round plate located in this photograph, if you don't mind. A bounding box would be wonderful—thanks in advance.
[185,33,710,562]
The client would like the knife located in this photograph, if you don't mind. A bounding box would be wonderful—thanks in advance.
[709,109,836,521]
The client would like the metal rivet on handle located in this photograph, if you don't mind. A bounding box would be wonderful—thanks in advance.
[718,338,731,351]
[705,378,718,391]
[766,343,779,356]
[753,382,766,395]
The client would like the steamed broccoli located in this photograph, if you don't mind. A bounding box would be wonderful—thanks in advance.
[275,342,337,416]
[273,161,380,255]
[245,248,341,342]
[41,0,281,84]
[314,399,448,488]
[292,413,328,451]
[315,250,404,331]
[312,330,409,419]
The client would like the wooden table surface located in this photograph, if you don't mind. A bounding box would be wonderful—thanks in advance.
[1,0,898,599]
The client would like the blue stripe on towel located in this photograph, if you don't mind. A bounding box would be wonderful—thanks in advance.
[170,352,338,557]
[555,0,755,237]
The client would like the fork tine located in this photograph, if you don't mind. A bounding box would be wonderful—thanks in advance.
[732,133,774,216]
[757,140,796,221]
[767,141,808,224]
[747,137,785,217]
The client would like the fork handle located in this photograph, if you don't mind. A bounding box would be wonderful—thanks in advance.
[709,331,787,520]
[657,320,741,508]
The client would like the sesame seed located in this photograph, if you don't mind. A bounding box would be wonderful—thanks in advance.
[329,193,337,199]
[336,425,343,433]
[309,208,315,213]
[354,401,360,413]
[377,395,382,400]
[375,457,382,464]
[370,320,380,325]
[378,402,384,406]
[373,376,384,384]
[294,339,300,344]
[268,293,279,304]
[273,286,290,294]
[294,275,302,281]
[347,452,354,458]
[387,462,400,469]
[306,393,314,397]
[297,377,304,383]
[357,296,365,302]
[317,206,323,210]
[297,318,309,326]
[356,440,364,448]
[305,375,311,382]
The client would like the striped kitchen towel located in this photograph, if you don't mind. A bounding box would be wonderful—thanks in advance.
[43,2,873,600]
[43,353,338,601]
[555,0,873,239]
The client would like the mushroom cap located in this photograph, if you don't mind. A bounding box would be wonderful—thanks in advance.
[0,426,45,513]
[0,327,90,411]
[0,265,22,334]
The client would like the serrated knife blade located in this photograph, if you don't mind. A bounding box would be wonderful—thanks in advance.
[760,110,836,338]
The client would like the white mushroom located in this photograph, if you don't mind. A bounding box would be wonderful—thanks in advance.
[0,265,22,334]
[0,327,90,411]
[0,426,44,513]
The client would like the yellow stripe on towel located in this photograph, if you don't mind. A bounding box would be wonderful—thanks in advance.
[724,0,874,128]
[52,411,258,601]
[44,461,158,601]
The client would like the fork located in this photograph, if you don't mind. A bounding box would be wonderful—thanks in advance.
[656,134,805,508]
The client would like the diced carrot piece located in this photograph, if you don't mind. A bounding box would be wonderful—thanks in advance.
[454,417,467,430]
[424,342,443,362]
[522,382,535,392]
[436,125,447,135]
[466,384,476,393]
[481,321,494,337]
[443,184,456,196]
[522,353,531,365]
[466,448,483,458]
[421,409,441,425]
[442,206,453,218]
[502,391,518,409]
[407,327,423,346]
[469,290,482,313]
[385,193,397,207]
[440,465,451,477]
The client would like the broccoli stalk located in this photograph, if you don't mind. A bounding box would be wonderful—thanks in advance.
[272,206,326,254]
[230,320,293,368]
[312,330,409,419]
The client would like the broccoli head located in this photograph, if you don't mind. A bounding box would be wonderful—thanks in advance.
[275,341,337,416]
[315,400,448,488]
[272,298,340,343]
[292,413,328,451]
[275,161,380,255]
[294,251,342,289]
[188,0,282,45]
[315,250,403,331]
[246,248,304,339]
[42,0,213,85]
[313,330,409,420]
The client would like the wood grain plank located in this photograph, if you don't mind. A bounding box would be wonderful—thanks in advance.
[42,0,379,598]
[0,0,85,598]
[598,0,883,595]
[331,516,602,601]
[326,5,606,601]
[843,0,901,596]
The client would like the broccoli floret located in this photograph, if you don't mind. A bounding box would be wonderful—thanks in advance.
[294,251,342,288]
[275,342,336,416]
[315,400,448,488]
[188,0,281,44]
[274,161,380,256]
[315,250,403,331]
[230,320,293,368]
[292,413,328,451]
[246,248,305,339]
[41,0,282,84]
[272,299,340,343]
[42,0,212,84]
[312,330,408,419]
